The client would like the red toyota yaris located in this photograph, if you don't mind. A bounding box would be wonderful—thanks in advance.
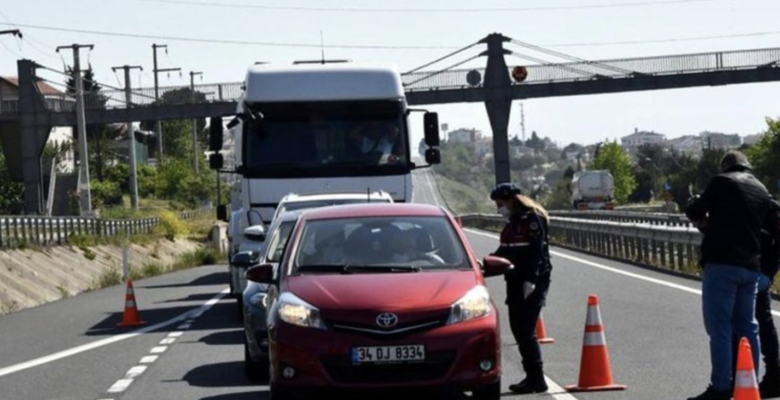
[247,203,511,399]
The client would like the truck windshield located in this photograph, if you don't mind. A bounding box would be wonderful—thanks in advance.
[243,100,410,178]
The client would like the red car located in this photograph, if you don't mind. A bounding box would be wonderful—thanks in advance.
[247,203,512,399]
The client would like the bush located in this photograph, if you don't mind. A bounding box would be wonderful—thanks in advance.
[155,210,189,240]
[137,165,157,198]
[104,164,130,193]
[91,180,124,209]
[94,267,122,289]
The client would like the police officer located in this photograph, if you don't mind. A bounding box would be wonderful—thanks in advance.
[489,182,552,394]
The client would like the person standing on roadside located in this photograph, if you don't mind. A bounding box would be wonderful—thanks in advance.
[488,182,553,394]
[685,151,780,400]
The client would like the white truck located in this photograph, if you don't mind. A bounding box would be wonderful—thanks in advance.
[571,170,615,210]
[207,60,442,291]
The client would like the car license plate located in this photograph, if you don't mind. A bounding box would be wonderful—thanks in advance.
[351,345,425,364]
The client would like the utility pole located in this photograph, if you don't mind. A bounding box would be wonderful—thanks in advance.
[190,71,202,175]
[56,43,94,217]
[519,103,526,142]
[112,65,143,211]
[0,30,22,38]
[152,44,181,162]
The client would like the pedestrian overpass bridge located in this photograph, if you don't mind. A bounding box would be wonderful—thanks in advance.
[3,33,780,214]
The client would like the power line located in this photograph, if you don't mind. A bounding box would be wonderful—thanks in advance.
[113,0,722,13]
[543,30,780,48]
[0,22,456,50]
[3,22,780,52]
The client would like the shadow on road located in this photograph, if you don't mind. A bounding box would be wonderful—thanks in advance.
[86,304,198,336]
[200,391,269,400]
[198,329,243,346]
[180,360,253,387]
[157,292,225,304]
[140,271,229,289]
[86,297,242,335]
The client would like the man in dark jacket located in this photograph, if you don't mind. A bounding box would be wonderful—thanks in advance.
[685,151,780,400]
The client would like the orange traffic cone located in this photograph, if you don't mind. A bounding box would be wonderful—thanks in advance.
[117,279,146,327]
[536,313,555,344]
[734,337,760,400]
[565,294,626,392]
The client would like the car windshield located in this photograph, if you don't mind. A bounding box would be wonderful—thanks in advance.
[281,198,391,214]
[264,220,296,263]
[243,100,410,178]
[292,216,468,273]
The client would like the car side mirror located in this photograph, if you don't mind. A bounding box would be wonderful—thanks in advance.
[231,251,259,267]
[425,148,441,165]
[216,204,228,222]
[423,112,440,147]
[244,225,266,242]
[482,255,513,277]
[209,116,223,151]
[246,263,275,284]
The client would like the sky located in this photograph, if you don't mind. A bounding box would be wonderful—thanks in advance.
[1,0,779,148]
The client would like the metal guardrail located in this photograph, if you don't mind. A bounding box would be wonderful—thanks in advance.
[459,212,702,273]
[0,208,212,249]
[548,210,692,227]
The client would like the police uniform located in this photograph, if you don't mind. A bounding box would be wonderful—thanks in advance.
[489,183,552,394]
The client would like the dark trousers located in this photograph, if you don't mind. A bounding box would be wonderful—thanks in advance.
[731,288,780,380]
[758,289,780,375]
[507,276,550,380]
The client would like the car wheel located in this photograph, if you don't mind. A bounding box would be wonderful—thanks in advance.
[236,296,244,320]
[472,379,501,400]
[244,339,269,382]
[270,383,295,400]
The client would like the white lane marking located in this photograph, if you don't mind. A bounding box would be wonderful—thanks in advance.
[546,377,580,400]
[139,356,158,364]
[465,228,780,318]
[107,379,133,393]
[97,289,230,398]
[422,169,440,207]
[126,365,147,379]
[0,288,229,378]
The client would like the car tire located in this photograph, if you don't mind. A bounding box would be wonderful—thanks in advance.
[270,383,295,400]
[472,379,501,400]
[236,296,244,320]
[244,339,269,382]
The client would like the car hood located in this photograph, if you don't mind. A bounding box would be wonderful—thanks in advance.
[287,270,479,326]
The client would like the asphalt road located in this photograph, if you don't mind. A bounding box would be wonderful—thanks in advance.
[0,167,768,400]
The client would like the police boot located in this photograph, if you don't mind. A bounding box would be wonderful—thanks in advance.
[760,368,780,398]
[508,376,548,394]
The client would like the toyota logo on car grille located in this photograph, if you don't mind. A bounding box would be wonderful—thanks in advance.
[376,313,398,328]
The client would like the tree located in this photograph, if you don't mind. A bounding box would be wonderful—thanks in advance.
[525,131,545,154]
[590,140,637,204]
[744,118,780,196]
[0,141,24,214]
[140,88,208,133]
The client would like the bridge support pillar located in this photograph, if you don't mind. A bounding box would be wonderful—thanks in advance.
[18,59,52,215]
[482,33,513,186]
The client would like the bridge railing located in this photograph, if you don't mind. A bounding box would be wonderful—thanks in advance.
[459,213,702,274]
[38,82,245,113]
[402,47,780,91]
[0,208,212,249]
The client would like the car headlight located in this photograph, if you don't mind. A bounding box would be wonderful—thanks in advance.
[277,292,326,330]
[447,285,491,325]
